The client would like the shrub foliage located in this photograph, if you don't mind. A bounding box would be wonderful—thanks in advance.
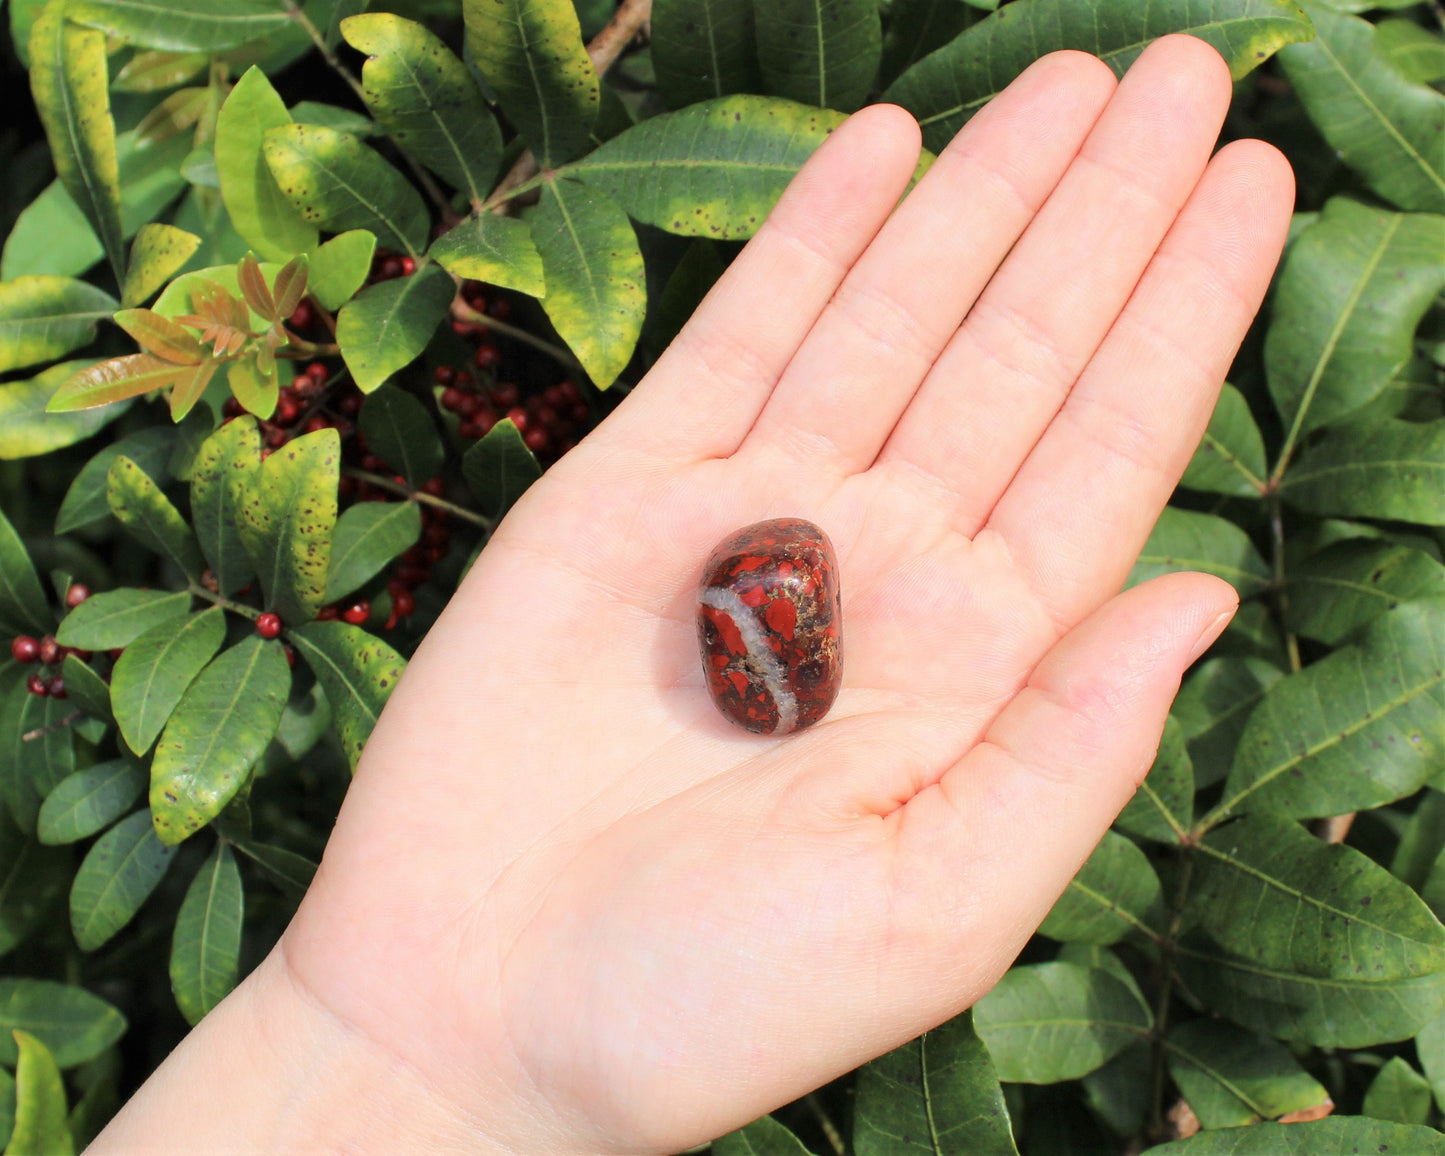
[0,0,1440,1149]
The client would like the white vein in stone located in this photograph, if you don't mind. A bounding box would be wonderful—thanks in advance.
[699,585,798,734]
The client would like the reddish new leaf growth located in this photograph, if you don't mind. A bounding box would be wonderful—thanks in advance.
[272,255,309,320]
[175,279,254,357]
[238,254,278,321]
[112,308,208,365]
[47,354,198,412]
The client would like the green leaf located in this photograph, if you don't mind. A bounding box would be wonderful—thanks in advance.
[1362,1056,1433,1126]
[341,13,503,204]
[105,455,204,579]
[1116,716,1193,843]
[572,96,849,240]
[306,230,375,311]
[149,636,291,844]
[1280,4,1445,214]
[357,385,443,484]
[226,355,279,421]
[1180,384,1267,497]
[120,223,201,308]
[1290,541,1445,647]
[262,123,430,257]
[0,276,116,375]
[55,588,190,650]
[5,1032,72,1156]
[231,839,316,902]
[1281,419,1445,526]
[1151,1119,1445,1154]
[215,68,318,263]
[879,0,979,89]
[1392,790,1445,893]
[59,656,112,727]
[290,101,377,135]
[1266,200,1445,448]
[0,510,49,639]
[0,684,74,834]
[111,607,226,757]
[755,0,880,113]
[1175,938,1445,1047]
[69,809,175,950]
[1418,1008,1445,1114]
[462,418,542,517]
[170,842,242,1025]
[1164,1019,1329,1129]
[189,416,260,596]
[651,0,760,108]
[883,0,1314,151]
[45,353,198,413]
[1213,603,1443,822]
[853,1009,1018,1156]
[712,1115,814,1156]
[111,48,209,92]
[428,215,545,298]
[326,501,421,604]
[1376,19,1445,86]
[973,962,1151,1083]
[36,761,146,846]
[68,0,292,52]
[462,0,597,167]
[0,981,125,1069]
[288,622,405,771]
[532,179,644,388]
[1126,507,1270,599]
[29,2,125,283]
[1188,814,1445,982]
[0,814,69,957]
[56,425,175,534]
[336,265,453,392]
[259,681,331,774]
[0,360,129,462]
[1039,830,1162,945]
[236,427,340,626]
[1174,657,1283,789]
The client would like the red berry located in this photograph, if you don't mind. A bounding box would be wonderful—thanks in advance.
[338,393,362,417]
[423,523,450,548]
[474,413,497,437]
[290,300,315,330]
[458,421,483,440]
[535,405,559,431]
[11,636,39,663]
[64,583,90,608]
[559,379,580,403]
[222,397,245,418]
[284,645,296,668]
[342,601,370,626]
[543,384,568,408]
[381,257,405,279]
[292,374,311,392]
[440,387,466,412]
[306,362,329,384]
[400,256,416,275]
[523,427,549,454]
[490,383,520,410]
[420,477,445,497]
[458,394,483,419]
[505,407,528,431]
[46,676,66,700]
[569,403,589,424]
[275,396,301,425]
[265,425,287,449]
[395,564,428,586]
[392,590,415,616]
[387,576,410,597]
[255,612,283,640]
[486,297,511,320]
[473,343,501,369]
[38,636,60,666]
[108,647,125,662]
[424,546,447,565]
[26,673,48,697]
[305,415,330,434]
[316,606,340,621]
[434,365,456,386]
[361,453,385,473]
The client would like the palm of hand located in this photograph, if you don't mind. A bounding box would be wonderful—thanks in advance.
[284,36,1292,1154]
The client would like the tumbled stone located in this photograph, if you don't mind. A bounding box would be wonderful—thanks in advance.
[696,517,842,735]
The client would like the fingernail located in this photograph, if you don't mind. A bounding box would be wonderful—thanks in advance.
[1186,606,1236,665]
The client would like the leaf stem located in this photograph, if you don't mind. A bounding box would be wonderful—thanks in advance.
[341,468,493,529]
[1147,851,1194,1144]
[280,0,458,225]
[1267,491,1302,674]
[804,1093,846,1156]
[450,296,583,372]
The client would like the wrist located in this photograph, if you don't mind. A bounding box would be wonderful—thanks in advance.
[88,947,502,1155]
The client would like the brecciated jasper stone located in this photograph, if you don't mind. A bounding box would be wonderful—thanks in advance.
[696,517,842,736]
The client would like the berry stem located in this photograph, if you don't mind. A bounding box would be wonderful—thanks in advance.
[449,297,583,373]
[341,469,494,529]
[187,584,262,620]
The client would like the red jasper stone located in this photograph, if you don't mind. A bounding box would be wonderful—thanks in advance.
[696,517,842,736]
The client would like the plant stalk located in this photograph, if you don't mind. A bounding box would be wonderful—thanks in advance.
[342,468,493,529]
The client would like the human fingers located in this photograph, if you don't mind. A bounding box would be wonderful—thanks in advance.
[985,138,1293,630]
[874,35,1231,530]
[599,103,922,462]
[739,51,1116,475]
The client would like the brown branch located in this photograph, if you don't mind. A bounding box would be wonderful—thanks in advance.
[488,0,653,212]
[23,710,84,742]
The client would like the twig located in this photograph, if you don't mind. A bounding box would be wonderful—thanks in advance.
[1266,490,1302,673]
[486,0,654,212]
[804,1094,845,1156]
[187,583,261,620]
[1147,853,1195,1143]
[281,0,458,230]
[342,469,493,529]
[450,297,584,372]
[22,710,83,742]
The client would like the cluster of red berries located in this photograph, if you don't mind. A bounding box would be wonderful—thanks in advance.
[11,584,93,697]
[222,361,364,456]
[370,249,418,282]
[436,368,585,456]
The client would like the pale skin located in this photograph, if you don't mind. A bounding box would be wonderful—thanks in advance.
[91,36,1295,1155]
